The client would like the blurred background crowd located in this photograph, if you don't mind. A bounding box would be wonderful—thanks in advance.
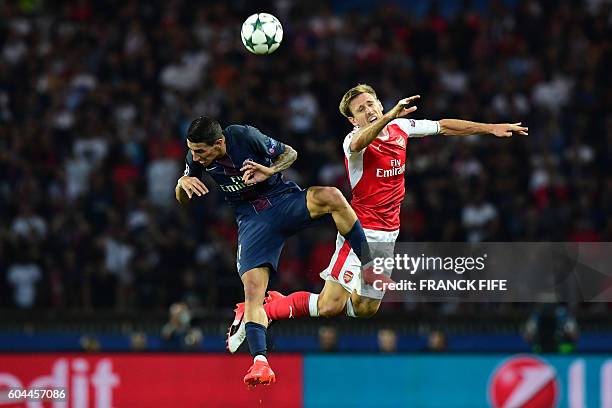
[1,0,611,334]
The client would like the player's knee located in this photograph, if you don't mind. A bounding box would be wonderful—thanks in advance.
[318,299,345,318]
[242,277,266,301]
[321,187,348,212]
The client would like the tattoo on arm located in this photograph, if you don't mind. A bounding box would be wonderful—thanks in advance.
[271,146,297,173]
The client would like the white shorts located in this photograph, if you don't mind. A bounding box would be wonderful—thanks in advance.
[320,228,399,300]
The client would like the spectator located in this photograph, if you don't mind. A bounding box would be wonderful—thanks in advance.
[161,302,202,350]
[524,304,579,353]
[130,332,148,351]
[6,249,42,309]
[378,328,398,353]
[318,325,339,352]
[427,330,447,352]
[461,190,499,242]
[10,206,47,240]
[80,335,101,352]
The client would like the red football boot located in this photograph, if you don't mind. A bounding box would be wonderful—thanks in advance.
[264,290,286,304]
[244,359,276,388]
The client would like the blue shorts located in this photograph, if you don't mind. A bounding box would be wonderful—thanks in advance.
[235,189,321,275]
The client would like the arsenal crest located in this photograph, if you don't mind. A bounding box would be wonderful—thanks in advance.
[343,271,354,284]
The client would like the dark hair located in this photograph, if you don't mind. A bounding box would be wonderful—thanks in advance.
[186,116,223,145]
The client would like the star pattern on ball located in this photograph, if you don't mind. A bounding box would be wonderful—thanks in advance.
[265,34,276,48]
[241,13,283,55]
[251,18,262,33]
[244,35,256,50]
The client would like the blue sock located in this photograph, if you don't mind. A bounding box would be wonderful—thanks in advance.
[343,220,372,265]
[245,322,267,357]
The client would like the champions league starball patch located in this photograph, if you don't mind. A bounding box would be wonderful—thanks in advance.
[267,139,279,155]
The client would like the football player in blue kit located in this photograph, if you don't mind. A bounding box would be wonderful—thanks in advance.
[176,116,372,388]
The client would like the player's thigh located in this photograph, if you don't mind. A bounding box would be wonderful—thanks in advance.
[318,280,351,317]
[241,266,270,302]
[273,189,323,234]
[237,216,284,275]
[306,186,349,218]
[350,293,381,318]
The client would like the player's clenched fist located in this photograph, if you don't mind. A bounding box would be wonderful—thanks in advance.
[177,176,209,202]
[389,95,420,119]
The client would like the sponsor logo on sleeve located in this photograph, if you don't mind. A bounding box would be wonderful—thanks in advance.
[267,139,279,155]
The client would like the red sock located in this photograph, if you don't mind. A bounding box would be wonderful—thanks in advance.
[264,292,311,320]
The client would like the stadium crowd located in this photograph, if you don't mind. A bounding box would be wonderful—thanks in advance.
[1,0,611,314]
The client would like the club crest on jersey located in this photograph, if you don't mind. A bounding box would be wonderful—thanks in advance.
[343,271,354,284]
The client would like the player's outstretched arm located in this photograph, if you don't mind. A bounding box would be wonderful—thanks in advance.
[438,119,528,137]
[241,145,297,185]
[176,176,209,203]
[349,95,420,152]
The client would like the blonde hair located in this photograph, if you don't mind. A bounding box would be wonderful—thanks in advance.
[339,84,377,118]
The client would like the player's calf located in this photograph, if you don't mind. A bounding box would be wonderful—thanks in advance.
[306,187,373,266]
[263,291,313,320]
[318,300,346,318]
[350,296,381,318]
[318,284,350,317]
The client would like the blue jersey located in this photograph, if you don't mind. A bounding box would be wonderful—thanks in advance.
[184,124,301,215]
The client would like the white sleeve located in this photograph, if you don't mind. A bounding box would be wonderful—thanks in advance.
[393,118,440,138]
[342,127,364,157]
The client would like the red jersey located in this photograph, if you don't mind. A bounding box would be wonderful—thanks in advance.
[342,118,439,231]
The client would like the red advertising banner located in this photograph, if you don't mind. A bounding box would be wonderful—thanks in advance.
[0,353,303,408]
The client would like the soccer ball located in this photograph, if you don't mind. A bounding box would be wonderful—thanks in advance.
[241,13,283,55]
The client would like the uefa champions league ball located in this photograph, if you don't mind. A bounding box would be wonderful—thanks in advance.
[241,13,283,55]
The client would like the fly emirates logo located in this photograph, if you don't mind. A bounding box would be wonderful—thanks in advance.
[220,175,248,192]
[376,159,405,178]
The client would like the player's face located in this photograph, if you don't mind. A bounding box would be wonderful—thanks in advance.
[347,92,384,128]
[187,139,225,167]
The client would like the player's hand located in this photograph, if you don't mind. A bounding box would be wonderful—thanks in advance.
[388,95,420,119]
[241,160,274,185]
[179,176,209,199]
[490,122,528,137]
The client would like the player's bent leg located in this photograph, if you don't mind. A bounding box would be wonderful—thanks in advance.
[318,280,351,317]
[350,294,382,318]
[306,186,372,265]
[263,290,316,320]
[306,186,356,233]
[241,267,276,388]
